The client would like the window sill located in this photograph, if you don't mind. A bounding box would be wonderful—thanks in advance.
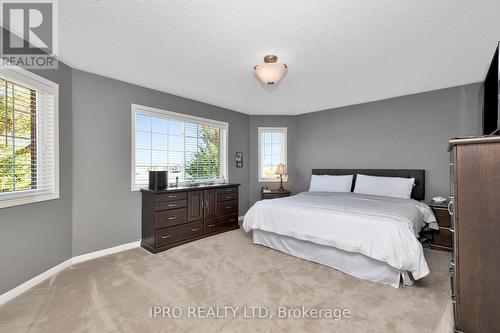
[0,192,59,209]
[258,179,288,183]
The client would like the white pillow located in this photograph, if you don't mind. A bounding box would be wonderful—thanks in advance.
[309,175,353,193]
[353,174,415,199]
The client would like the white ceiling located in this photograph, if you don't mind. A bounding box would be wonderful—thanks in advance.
[59,1,500,115]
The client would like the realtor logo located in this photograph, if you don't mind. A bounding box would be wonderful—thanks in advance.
[0,0,58,68]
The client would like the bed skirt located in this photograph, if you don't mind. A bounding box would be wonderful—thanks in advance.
[252,229,413,288]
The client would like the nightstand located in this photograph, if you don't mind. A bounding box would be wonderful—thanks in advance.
[261,189,291,200]
[428,200,452,252]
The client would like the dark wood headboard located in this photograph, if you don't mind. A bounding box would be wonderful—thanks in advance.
[311,169,426,201]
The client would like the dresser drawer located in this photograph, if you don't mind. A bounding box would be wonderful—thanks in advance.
[155,208,187,229]
[205,214,238,233]
[433,207,451,228]
[155,221,203,247]
[218,200,238,216]
[217,187,238,195]
[218,192,238,202]
[432,227,453,250]
[156,192,187,202]
[156,199,187,211]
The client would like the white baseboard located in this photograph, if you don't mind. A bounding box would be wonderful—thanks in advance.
[72,241,140,264]
[0,258,72,306]
[0,240,140,306]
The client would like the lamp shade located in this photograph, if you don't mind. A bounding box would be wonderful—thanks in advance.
[275,163,287,176]
[254,55,288,85]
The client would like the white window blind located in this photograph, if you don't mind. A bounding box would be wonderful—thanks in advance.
[0,67,59,208]
[131,104,228,190]
[258,127,287,182]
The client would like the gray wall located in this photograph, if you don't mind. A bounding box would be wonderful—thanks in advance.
[0,62,484,295]
[295,83,483,199]
[248,116,297,205]
[0,63,73,295]
[71,70,249,256]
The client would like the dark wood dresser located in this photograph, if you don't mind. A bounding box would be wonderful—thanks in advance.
[429,200,452,252]
[141,184,240,253]
[449,136,500,332]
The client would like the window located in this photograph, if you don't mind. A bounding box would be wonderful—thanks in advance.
[0,67,59,208]
[131,104,228,190]
[258,127,287,182]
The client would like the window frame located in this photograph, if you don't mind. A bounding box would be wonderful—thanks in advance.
[130,104,229,191]
[257,127,287,183]
[0,66,60,209]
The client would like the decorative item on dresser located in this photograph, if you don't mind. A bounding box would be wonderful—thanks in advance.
[449,136,500,333]
[261,189,291,200]
[141,184,240,253]
[428,200,452,252]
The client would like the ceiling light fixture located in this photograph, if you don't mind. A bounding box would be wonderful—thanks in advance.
[254,55,288,85]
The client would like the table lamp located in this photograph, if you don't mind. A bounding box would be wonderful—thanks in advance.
[275,163,287,191]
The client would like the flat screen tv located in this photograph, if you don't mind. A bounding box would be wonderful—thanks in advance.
[483,42,500,135]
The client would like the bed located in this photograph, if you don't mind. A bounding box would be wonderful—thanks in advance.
[243,169,438,288]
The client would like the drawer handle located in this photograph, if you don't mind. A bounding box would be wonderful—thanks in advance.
[192,228,200,232]
[226,196,232,199]
[208,224,215,227]
[168,195,176,198]
[226,189,232,192]
[161,235,171,239]
[168,216,177,220]
[226,206,232,209]
[168,204,176,207]
[229,218,236,222]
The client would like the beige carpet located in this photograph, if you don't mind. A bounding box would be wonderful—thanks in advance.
[0,229,453,333]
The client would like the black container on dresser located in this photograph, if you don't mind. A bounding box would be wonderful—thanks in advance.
[141,184,240,253]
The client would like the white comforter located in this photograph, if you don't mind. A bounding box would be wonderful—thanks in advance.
[243,192,438,280]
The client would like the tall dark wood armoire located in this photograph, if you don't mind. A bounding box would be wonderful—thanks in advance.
[449,136,500,332]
